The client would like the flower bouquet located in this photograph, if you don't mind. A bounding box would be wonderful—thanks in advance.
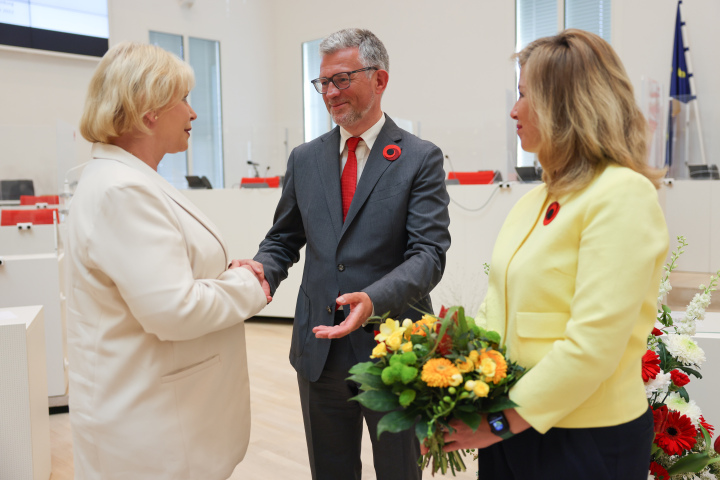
[348,306,526,476]
[645,236,720,480]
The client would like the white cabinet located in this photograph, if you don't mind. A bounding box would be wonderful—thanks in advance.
[0,306,52,480]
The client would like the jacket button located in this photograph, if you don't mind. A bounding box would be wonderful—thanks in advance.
[338,264,345,272]
[326,306,332,314]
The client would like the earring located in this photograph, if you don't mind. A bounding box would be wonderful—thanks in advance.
[154,115,158,120]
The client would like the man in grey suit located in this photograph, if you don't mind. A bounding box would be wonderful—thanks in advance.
[251,28,450,480]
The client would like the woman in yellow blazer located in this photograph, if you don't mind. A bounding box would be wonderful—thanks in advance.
[67,43,269,479]
[442,30,669,479]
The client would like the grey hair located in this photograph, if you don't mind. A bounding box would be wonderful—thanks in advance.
[319,28,389,72]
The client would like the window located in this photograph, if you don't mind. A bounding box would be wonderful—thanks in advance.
[149,32,224,188]
[303,38,333,143]
[515,0,611,167]
[188,38,224,188]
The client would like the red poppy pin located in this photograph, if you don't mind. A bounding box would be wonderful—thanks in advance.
[543,201,560,225]
[383,145,401,161]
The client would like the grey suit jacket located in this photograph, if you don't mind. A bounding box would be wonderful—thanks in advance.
[255,115,451,382]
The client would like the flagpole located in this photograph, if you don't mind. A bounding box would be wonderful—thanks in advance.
[678,1,708,166]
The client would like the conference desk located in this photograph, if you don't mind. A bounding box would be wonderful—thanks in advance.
[184,179,720,318]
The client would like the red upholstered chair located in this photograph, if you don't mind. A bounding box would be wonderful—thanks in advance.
[19,195,60,205]
[1,209,58,226]
[240,176,281,188]
[447,171,496,185]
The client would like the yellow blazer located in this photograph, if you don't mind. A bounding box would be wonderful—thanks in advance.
[477,164,668,434]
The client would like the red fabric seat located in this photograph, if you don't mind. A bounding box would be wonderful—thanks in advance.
[447,171,495,185]
[19,195,60,205]
[241,177,281,188]
[1,209,58,226]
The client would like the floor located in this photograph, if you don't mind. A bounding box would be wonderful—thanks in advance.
[48,319,478,480]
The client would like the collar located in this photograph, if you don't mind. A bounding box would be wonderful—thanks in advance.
[339,113,386,154]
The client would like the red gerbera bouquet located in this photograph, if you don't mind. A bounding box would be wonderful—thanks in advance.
[645,237,720,479]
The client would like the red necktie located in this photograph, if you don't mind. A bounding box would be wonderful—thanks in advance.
[341,137,362,222]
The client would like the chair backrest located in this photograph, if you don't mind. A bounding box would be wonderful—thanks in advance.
[0,209,58,226]
[0,180,35,201]
[19,195,60,205]
[447,171,495,185]
[241,176,281,188]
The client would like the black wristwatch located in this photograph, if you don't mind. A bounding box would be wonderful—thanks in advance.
[487,412,514,440]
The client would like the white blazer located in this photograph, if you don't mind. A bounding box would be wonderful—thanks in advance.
[66,143,267,480]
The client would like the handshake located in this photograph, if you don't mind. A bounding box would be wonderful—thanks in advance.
[229,259,272,304]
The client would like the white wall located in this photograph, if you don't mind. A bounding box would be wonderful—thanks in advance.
[0,0,718,192]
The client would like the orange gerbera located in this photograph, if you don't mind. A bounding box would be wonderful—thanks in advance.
[479,348,508,384]
[421,358,460,387]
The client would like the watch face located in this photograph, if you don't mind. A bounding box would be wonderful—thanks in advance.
[489,418,505,433]
[488,413,510,434]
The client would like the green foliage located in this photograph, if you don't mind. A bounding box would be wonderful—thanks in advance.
[350,390,399,412]
[399,389,416,407]
[377,410,418,437]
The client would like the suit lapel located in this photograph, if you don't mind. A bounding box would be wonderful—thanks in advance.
[92,143,230,264]
[341,115,403,235]
[315,128,344,240]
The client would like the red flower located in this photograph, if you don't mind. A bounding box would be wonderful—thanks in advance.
[670,369,690,387]
[652,405,697,455]
[382,145,401,161]
[436,329,453,356]
[438,306,449,319]
[699,415,714,436]
[642,350,661,382]
[652,327,664,336]
[649,461,669,480]
[543,201,560,225]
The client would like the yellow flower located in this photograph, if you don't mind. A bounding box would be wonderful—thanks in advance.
[473,380,490,397]
[385,329,405,351]
[421,358,460,387]
[374,318,405,343]
[402,318,414,339]
[479,357,496,378]
[411,315,437,337]
[401,341,413,353]
[456,351,479,373]
[479,348,508,384]
[464,380,476,391]
[449,373,463,387]
[370,342,387,358]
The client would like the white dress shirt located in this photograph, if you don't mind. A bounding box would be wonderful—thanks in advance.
[339,113,386,183]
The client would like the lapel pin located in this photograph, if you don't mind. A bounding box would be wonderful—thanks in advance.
[543,201,560,226]
[383,145,401,161]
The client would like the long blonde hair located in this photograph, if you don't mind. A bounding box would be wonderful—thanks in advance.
[516,29,664,195]
[80,42,195,144]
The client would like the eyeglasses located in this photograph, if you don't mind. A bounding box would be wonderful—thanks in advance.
[310,67,378,94]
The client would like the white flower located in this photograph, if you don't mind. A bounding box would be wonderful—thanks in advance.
[645,371,671,397]
[663,334,706,366]
[658,278,672,303]
[665,392,702,425]
[698,469,715,480]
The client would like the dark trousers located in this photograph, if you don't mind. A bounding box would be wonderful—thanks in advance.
[477,408,654,480]
[297,312,422,480]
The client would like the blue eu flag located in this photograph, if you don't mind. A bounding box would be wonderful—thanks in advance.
[665,1,695,167]
[669,1,695,103]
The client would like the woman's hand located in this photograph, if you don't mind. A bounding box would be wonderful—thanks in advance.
[229,259,272,303]
[422,409,532,453]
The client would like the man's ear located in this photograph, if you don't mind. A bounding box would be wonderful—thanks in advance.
[374,70,389,95]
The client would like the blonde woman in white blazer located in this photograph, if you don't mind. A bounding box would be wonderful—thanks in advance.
[67,42,269,480]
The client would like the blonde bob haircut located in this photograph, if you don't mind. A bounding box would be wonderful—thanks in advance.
[515,29,664,196]
[80,42,195,144]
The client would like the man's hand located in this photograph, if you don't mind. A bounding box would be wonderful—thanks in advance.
[313,292,373,339]
[229,259,272,303]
